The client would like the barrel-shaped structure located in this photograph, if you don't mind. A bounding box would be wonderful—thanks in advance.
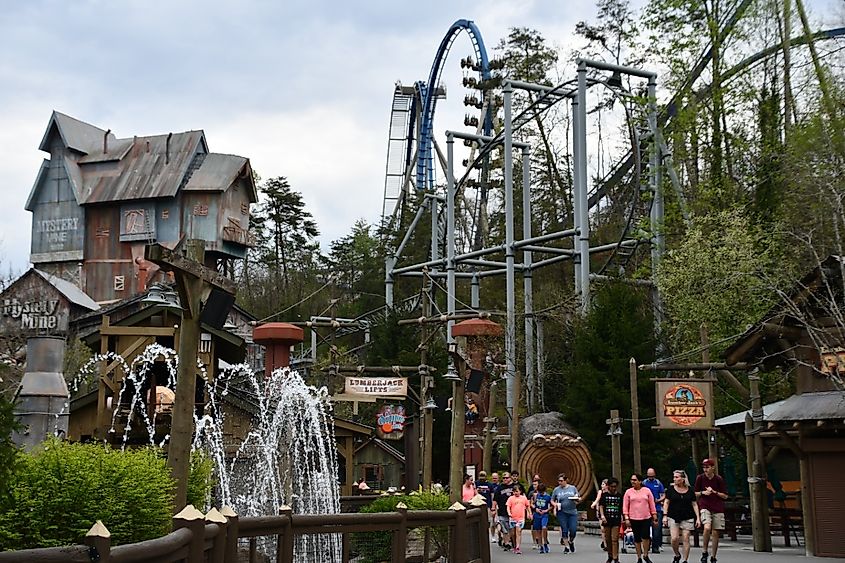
[13,336,69,450]
[518,412,593,498]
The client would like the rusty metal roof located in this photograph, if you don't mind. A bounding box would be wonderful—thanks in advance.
[183,153,256,202]
[39,111,114,153]
[33,269,99,311]
[78,131,206,204]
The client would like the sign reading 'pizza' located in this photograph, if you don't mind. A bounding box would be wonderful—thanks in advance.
[654,379,715,430]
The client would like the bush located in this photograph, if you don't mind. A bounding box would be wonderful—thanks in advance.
[0,440,175,549]
[187,449,214,510]
[352,492,451,562]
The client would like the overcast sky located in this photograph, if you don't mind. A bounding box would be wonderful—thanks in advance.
[0,0,838,276]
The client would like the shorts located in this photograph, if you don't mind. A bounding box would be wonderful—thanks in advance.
[510,519,525,529]
[700,510,725,530]
[668,517,695,531]
[629,519,652,543]
[532,514,549,530]
[498,515,512,532]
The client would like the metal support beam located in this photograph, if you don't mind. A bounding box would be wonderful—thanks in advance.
[522,146,535,412]
[576,62,590,313]
[503,81,517,416]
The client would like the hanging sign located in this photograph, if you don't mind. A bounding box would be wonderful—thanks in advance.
[654,378,716,430]
[344,376,407,397]
[376,405,406,440]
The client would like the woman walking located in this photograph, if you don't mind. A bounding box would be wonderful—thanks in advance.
[663,470,701,563]
[623,473,658,563]
[462,473,476,502]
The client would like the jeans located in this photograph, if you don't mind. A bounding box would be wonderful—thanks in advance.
[557,512,578,541]
[651,510,663,548]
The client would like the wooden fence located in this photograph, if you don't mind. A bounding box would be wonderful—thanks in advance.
[0,498,492,563]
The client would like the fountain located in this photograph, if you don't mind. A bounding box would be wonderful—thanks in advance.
[74,343,343,562]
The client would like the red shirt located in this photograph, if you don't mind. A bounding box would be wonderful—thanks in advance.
[694,473,727,513]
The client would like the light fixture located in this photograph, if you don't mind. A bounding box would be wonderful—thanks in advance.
[443,361,461,382]
[606,427,614,437]
[606,70,624,89]
[141,284,169,305]
[613,427,623,436]
[423,397,438,411]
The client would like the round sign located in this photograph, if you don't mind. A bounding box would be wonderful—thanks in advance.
[381,422,393,433]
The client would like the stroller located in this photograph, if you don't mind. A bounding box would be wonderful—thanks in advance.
[620,523,635,554]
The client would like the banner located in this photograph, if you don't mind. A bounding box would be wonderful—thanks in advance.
[654,378,716,430]
[344,376,407,397]
[376,405,406,440]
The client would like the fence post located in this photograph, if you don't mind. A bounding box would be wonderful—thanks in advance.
[470,495,492,563]
[220,506,239,563]
[450,501,468,562]
[392,502,409,561]
[85,520,111,563]
[206,508,227,563]
[277,505,295,562]
[173,504,206,563]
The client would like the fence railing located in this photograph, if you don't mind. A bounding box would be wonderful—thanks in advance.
[0,497,492,563]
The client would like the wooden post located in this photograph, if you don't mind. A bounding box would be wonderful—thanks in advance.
[277,505,295,562]
[700,324,719,472]
[510,371,520,471]
[609,410,622,481]
[96,316,111,441]
[450,356,467,503]
[421,278,433,492]
[450,502,468,563]
[205,508,227,563]
[392,502,409,562]
[85,520,111,563]
[220,506,239,563]
[471,495,492,563]
[173,504,206,563]
[629,358,641,475]
[482,381,497,474]
[146,240,236,510]
[798,429,815,555]
[749,373,772,550]
[745,414,764,551]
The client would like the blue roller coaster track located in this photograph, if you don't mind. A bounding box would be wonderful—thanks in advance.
[416,19,492,192]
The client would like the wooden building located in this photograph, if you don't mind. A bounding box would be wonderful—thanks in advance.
[27,111,256,303]
[721,255,845,558]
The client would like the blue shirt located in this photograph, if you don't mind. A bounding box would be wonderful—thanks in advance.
[534,493,552,514]
[643,477,665,512]
[476,480,494,507]
[551,484,579,515]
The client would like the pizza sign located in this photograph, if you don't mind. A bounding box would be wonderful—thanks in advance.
[655,379,715,430]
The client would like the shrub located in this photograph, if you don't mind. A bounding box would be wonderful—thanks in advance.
[0,440,174,549]
[187,449,215,510]
[352,492,451,562]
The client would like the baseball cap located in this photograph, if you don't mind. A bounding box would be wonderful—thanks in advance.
[478,471,487,478]
[702,458,715,467]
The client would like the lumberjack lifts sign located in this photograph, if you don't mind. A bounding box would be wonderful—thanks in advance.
[654,378,716,430]
[344,377,408,397]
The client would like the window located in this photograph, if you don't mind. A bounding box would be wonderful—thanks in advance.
[114,276,125,291]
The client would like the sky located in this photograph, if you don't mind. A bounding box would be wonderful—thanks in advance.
[0,0,839,276]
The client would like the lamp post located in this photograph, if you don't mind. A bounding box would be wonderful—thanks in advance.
[445,346,464,503]
[606,409,623,480]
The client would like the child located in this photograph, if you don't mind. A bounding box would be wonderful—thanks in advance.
[598,477,623,563]
[507,484,532,555]
[532,483,552,553]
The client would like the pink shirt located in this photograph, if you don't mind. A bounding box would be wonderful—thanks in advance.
[507,495,531,521]
[623,486,656,520]
[462,483,476,502]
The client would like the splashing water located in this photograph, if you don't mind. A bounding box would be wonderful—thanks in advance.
[85,344,342,562]
[196,365,342,562]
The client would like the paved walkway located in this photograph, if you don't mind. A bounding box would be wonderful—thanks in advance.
[489,531,844,562]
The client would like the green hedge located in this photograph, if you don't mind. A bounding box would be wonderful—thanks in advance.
[352,492,451,562]
[0,440,214,550]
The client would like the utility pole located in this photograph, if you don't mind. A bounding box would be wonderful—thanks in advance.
[145,240,236,511]
[701,324,719,473]
[482,380,497,473]
[748,372,772,550]
[629,358,642,474]
[449,352,467,503]
[510,371,520,471]
[420,273,434,492]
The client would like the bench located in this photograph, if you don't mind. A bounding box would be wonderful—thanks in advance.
[770,506,803,547]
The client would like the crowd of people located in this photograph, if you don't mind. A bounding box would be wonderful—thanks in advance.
[468,459,728,562]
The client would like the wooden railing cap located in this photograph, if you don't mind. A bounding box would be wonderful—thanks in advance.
[174,504,205,521]
[220,506,238,518]
[205,507,227,523]
[469,494,487,506]
[449,502,467,511]
[396,502,408,510]
[87,520,111,538]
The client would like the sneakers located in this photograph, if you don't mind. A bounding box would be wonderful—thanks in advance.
[673,554,681,563]
[710,558,718,563]
[570,541,575,553]
[490,536,498,543]
[637,558,643,563]
[514,547,522,555]
[700,553,708,563]
[560,537,565,545]
[644,557,654,563]
[544,544,550,553]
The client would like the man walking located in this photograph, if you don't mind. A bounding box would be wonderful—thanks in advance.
[694,459,728,563]
[492,472,516,550]
[476,471,496,542]
[644,467,666,553]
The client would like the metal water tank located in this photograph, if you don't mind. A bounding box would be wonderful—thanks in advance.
[12,336,69,450]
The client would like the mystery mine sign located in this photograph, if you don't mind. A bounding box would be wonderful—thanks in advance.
[2,298,61,330]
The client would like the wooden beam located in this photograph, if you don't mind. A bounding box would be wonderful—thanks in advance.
[776,429,805,459]
[100,326,177,337]
[145,243,237,294]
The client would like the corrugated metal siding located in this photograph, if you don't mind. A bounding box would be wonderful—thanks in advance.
[30,156,85,263]
[810,452,845,557]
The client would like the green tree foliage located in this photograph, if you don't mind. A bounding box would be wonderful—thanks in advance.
[0,398,19,503]
[0,441,174,549]
[556,284,661,479]
[657,209,787,356]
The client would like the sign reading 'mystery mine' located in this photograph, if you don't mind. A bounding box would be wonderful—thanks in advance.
[0,270,75,336]
[654,378,716,430]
